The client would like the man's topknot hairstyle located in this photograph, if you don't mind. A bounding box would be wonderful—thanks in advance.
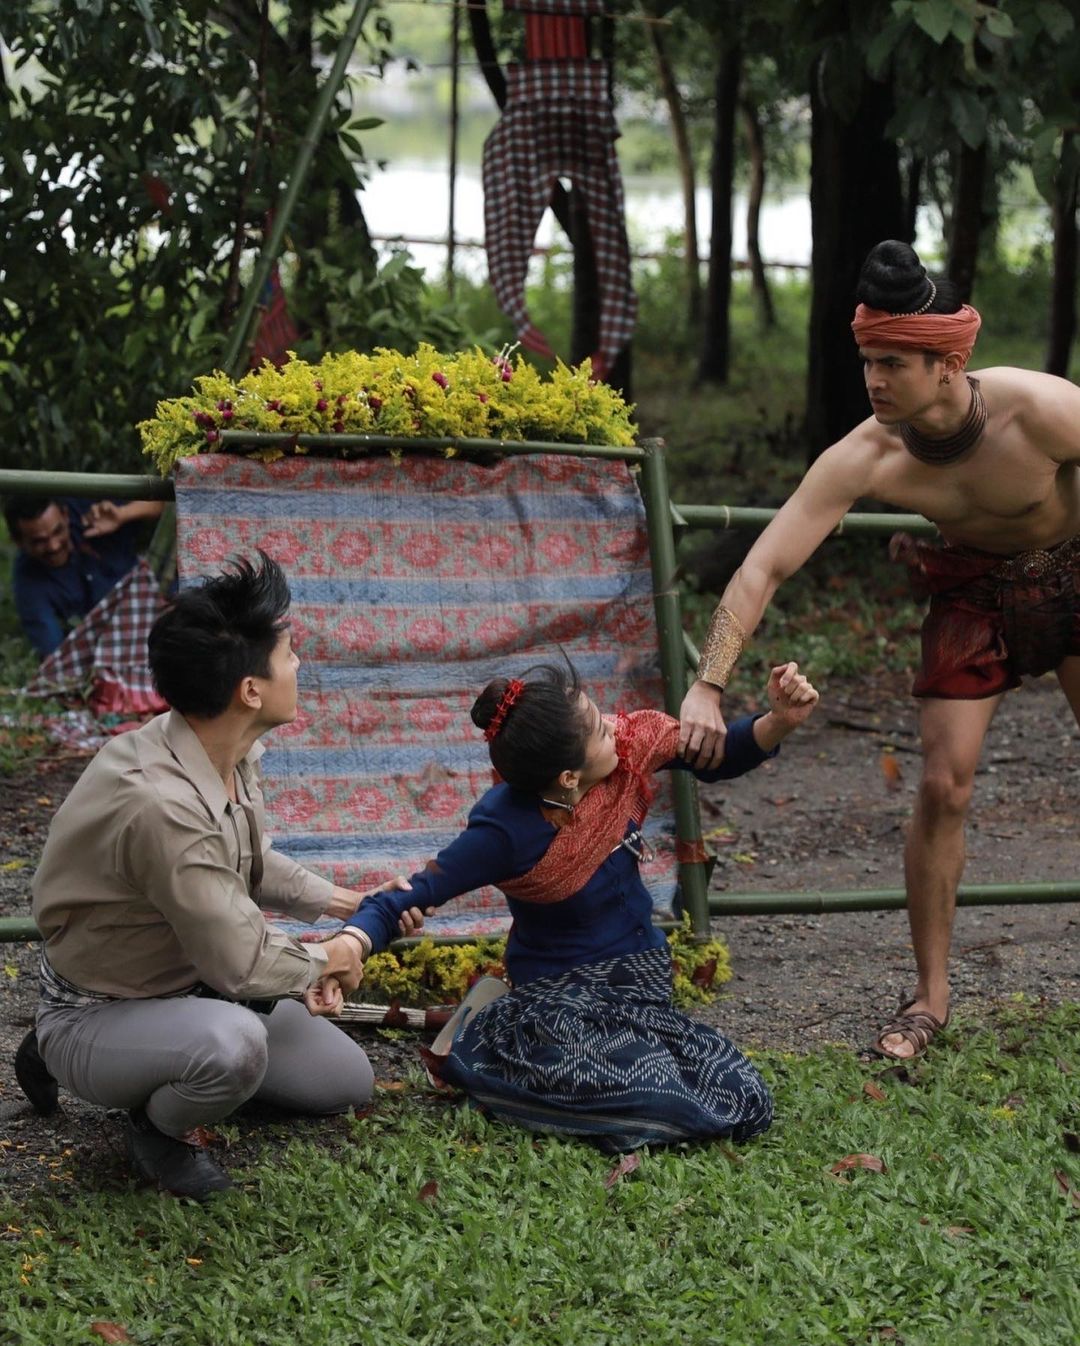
[148,550,291,719]
[856,240,962,316]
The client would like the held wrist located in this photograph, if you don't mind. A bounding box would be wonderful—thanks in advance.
[338,926,373,960]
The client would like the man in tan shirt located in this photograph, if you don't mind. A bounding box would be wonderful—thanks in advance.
[17,552,417,1200]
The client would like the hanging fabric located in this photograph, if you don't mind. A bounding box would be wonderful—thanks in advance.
[481,58,637,379]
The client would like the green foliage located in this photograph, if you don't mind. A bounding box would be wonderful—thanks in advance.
[4,1000,1078,1345]
[363,920,732,1010]
[137,344,639,474]
[0,0,444,474]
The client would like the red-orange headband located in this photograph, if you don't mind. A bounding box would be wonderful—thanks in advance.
[851,303,982,360]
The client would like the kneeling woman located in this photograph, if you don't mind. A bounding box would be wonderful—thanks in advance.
[342,660,817,1152]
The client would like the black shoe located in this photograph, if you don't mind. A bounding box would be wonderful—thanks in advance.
[14,1029,59,1116]
[126,1108,234,1201]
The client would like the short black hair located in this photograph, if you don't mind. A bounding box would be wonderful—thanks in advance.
[3,496,58,540]
[471,660,591,794]
[148,551,291,718]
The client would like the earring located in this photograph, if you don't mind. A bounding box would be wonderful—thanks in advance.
[940,373,951,385]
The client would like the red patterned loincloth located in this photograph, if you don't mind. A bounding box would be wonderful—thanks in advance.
[892,532,1080,699]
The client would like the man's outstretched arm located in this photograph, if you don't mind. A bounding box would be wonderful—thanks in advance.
[679,439,867,767]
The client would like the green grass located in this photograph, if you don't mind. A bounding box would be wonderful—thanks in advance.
[4,999,1078,1345]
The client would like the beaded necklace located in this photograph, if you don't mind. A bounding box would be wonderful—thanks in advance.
[899,375,987,466]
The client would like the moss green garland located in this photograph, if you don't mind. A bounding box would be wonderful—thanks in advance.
[139,344,638,475]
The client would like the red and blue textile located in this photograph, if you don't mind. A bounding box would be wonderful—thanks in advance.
[172,453,676,939]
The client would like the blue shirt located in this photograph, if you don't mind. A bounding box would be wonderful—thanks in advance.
[13,498,141,657]
[347,713,776,985]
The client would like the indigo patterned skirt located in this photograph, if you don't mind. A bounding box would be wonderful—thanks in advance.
[437,946,773,1153]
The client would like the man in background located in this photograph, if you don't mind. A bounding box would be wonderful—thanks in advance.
[3,495,165,657]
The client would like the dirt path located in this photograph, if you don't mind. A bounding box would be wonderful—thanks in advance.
[2,673,1078,1191]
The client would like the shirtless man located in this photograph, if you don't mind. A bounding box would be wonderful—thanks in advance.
[679,238,1080,1059]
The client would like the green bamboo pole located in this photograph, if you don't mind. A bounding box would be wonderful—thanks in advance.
[3,881,1077,945]
[638,439,711,938]
[673,503,936,537]
[220,0,378,377]
[708,882,1080,915]
[217,430,645,460]
[0,470,173,500]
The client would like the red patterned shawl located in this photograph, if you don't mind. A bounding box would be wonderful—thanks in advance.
[499,709,679,905]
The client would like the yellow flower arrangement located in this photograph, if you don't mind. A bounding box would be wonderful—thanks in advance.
[138,344,638,474]
[359,920,732,1011]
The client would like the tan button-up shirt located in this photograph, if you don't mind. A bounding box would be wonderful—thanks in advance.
[32,711,332,999]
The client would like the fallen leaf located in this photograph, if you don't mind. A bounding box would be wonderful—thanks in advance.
[1003,1093,1024,1110]
[767,796,796,807]
[185,1257,202,1267]
[945,1225,974,1238]
[0,859,27,872]
[830,1153,887,1175]
[879,753,902,790]
[863,1081,887,1102]
[1055,1057,1072,1075]
[1054,1170,1080,1208]
[90,1326,132,1345]
[604,1153,642,1188]
[417,1181,439,1203]
[375,1080,408,1092]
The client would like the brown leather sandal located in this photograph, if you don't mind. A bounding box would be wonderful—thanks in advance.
[871,996,950,1061]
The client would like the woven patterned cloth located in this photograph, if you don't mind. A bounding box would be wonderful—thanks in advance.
[436,946,774,1152]
[25,558,169,721]
[173,453,676,939]
[482,60,637,379]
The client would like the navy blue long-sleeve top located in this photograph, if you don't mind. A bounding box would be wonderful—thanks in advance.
[347,712,777,986]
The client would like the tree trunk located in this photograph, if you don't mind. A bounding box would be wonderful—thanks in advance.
[946,140,987,303]
[1047,133,1079,377]
[698,37,741,385]
[741,97,774,330]
[807,67,905,461]
[903,154,922,243]
[650,22,700,323]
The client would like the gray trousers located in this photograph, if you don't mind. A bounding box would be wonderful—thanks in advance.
[36,996,374,1138]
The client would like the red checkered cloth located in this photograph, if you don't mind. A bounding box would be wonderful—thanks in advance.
[504,0,606,13]
[482,60,637,379]
[26,559,169,720]
[249,260,299,369]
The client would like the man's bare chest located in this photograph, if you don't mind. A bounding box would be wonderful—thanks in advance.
[872,440,1079,539]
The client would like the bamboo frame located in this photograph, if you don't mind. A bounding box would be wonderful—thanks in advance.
[4,463,1075,940]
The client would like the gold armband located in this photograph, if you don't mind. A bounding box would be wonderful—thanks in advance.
[696,605,746,689]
